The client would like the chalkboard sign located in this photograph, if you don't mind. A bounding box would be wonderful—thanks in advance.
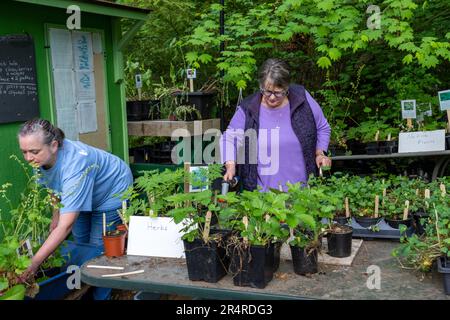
[0,34,39,124]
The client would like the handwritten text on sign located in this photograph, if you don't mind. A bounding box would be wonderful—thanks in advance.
[127,216,187,258]
[398,129,445,153]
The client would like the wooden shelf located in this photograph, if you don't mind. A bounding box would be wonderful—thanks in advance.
[127,118,221,137]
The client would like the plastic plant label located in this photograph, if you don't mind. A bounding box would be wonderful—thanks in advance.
[439,90,450,111]
[186,68,196,79]
[135,74,142,88]
[398,129,445,153]
[401,100,416,119]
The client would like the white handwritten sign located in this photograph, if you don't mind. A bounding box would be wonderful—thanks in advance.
[398,129,445,153]
[127,216,187,258]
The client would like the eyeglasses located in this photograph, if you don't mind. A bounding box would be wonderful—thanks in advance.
[260,88,288,98]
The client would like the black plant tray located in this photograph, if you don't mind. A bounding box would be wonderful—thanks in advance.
[323,218,415,240]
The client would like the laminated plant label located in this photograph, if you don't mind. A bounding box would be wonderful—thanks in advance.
[439,90,450,111]
[127,216,187,258]
[398,129,445,153]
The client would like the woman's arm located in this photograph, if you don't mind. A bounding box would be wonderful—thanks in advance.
[306,90,332,168]
[220,107,246,181]
[25,212,78,277]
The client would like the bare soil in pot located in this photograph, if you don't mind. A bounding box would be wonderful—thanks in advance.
[327,224,353,258]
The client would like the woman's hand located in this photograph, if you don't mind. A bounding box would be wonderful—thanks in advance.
[315,152,332,169]
[223,161,236,182]
[18,260,39,283]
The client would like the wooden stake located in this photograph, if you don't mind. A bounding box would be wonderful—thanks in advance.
[87,265,124,270]
[137,88,142,101]
[243,216,249,247]
[406,118,413,129]
[345,197,350,218]
[403,200,410,220]
[415,189,419,196]
[101,270,145,278]
[387,133,391,141]
[103,213,106,237]
[202,211,212,243]
[375,130,380,142]
[424,189,430,199]
[189,78,194,92]
[440,183,446,197]
[382,188,386,207]
[374,195,379,218]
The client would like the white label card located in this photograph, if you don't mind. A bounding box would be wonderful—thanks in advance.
[127,216,187,258]
[398,129,445,153]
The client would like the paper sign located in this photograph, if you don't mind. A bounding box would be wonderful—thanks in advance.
[186,68,196,79]
[401,100,416,119]
[439,90,450,111]
[127,216,186,258]
[398,129,445,153]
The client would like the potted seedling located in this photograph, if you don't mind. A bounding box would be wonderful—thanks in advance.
[348,176,383,230]
[102,214,126,258]
[165,164,228,283]
[285,182,326,275]
[224,188,288,288]
[166,189,229,283]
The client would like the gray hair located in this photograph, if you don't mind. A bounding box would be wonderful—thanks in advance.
[18,118,65,147]
[258,58,291,89]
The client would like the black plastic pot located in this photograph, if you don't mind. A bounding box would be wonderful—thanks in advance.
[354,216,382,228]
[328,145,347,156]
[173,92,215,119]
[333,216,350,225]
[413,211,430,235]
[378,141,397,154]
[130,146,153,163]
[230,244,274,289]
[446,134,450,150]
[273,242,282,273]
[327,225,353,258]
[365,142,379,155]
[346,140,366,155]
[290,246,318,275]
[126,100,150,121]
[437,256,450,295]
[183,231,230,283]
[384,216,413,229]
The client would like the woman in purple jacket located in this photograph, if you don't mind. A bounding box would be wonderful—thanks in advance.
[221,58,332,192]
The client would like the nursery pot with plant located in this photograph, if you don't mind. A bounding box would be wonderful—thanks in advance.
[102,230,126,258]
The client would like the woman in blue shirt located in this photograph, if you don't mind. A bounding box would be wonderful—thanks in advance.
[18,119,133,286]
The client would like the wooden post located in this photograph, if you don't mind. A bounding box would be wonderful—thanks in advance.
[375,130,380,142]
[387,133,391,141]
[345,197,350,218]
[403,200,410,220]
[184,162,191,193]
[137,87,142,101]
[202,211,212,243]
[374,195,379,218]
[189,78,194,92]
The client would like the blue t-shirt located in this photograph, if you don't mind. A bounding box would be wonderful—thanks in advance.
[39,139,133,214]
